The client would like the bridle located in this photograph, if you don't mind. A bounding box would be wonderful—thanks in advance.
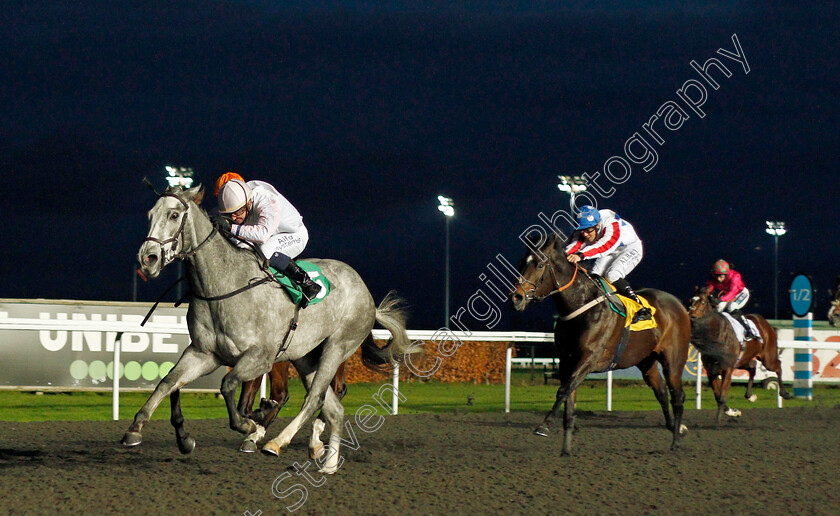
[515,253,580,302]
[143,192,217,268]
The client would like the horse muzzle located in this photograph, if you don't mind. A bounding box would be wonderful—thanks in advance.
[510,285,533,312]
[138,242,164,279]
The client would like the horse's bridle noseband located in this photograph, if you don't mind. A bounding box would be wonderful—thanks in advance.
[143,192,216,268]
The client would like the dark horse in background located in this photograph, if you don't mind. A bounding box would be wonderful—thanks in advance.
[688,286,792,423]
[827,276,840,327]
[511,234,690,455]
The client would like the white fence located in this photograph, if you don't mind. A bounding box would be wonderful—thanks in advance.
[3,305,840,417]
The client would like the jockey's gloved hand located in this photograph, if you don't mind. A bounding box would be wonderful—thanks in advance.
[211,214,231,232]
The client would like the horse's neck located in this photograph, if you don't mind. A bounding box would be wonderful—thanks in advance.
[550,259,599,313]
[185,215,261,295]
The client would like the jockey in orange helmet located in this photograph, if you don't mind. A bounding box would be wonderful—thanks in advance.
[214,175,321,307]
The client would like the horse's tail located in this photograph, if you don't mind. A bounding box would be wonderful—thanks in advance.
[690,317,738,367]
[361,291,418,371]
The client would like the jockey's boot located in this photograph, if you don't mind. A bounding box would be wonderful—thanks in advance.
[614,279,652,323]
[734,311,758,341]
[282,261,321,308]
[270,252,322,308]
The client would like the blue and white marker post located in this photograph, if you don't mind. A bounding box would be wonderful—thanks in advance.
[790,274,815,400]
[792,314,813,400]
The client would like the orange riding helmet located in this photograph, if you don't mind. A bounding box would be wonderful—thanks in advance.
[214,172,245,196]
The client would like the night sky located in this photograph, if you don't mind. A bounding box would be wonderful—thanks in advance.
[2,1,836,331]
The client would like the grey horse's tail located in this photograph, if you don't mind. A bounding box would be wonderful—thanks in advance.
[361,291,418,371]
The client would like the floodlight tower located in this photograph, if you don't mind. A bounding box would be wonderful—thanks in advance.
[438,196,455,327]
[557,175,587,209]
[765,221,787,319]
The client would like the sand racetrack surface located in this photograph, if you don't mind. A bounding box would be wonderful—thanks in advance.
[1,407,838,515]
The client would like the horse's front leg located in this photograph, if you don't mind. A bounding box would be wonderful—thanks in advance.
[721,369,741,419]
[220,350,272,436]
[561,389,577,456]
[535,355,592,447]
[122,346,219,448]
[170,389,195,454]
[743,359,758,402]
[708,369,727,425]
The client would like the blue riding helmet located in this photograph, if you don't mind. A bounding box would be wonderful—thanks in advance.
[575,205,600,230]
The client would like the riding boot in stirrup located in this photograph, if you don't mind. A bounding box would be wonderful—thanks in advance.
[738,313,757,341]
[282,260,321,308]
[615,280,651,323]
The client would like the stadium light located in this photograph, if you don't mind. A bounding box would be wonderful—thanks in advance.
[765,221,787,319]
[164,165,195,189]
[557,175,587,208]
[438,196,455,327]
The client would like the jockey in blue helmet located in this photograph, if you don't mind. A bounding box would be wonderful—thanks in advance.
[565,205,651,322]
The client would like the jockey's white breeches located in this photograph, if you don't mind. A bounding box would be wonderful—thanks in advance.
[260,226,309,260]
[717,288,750,312]
[591,240,643,283]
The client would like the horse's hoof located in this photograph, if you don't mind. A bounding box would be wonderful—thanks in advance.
[121,432,142,447]
[679,424,689,435]
[309,443,325,460]
[261,441,282,457]
[240,440,259,453]
[747,394,758,403]
[534,426,549,437]
[318,464,339,475]
[725,408,742,417]
[781,391,793,400]
[177,435,196,455]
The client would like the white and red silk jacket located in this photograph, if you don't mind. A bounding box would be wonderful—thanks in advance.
[230,180,305,244]
[564,209,640,260]
[706,269,746,302]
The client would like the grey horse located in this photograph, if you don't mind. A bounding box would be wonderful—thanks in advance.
[122,184,413,473]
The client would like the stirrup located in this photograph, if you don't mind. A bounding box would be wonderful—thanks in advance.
[632,307,652,323]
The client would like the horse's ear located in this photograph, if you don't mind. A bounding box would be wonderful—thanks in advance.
[186,184,204,205]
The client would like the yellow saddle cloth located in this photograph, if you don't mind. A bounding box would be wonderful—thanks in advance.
[616,293,658,331]
[600,279,658,331]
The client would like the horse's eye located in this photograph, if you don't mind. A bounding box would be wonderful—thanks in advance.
[170,212,180,221]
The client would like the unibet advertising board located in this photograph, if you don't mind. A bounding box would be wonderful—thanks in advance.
[0,299,225,390]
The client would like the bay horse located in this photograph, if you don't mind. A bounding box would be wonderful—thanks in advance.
[827,276,840,326]
[124,185,413,473]
[510,234,690,455]
[688,285,792,421]
[236,361,347,454]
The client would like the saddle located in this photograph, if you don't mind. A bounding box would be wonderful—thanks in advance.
[598,279,658,332]
[720,312,762,347]
[269,260,332,306]
[597,279,659,372]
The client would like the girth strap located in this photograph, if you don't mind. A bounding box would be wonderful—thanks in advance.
[605,326,631,372]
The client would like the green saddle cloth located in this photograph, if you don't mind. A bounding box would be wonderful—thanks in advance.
[269,261,331,306]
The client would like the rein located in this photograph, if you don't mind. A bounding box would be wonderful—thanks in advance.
[516,252,609,321]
